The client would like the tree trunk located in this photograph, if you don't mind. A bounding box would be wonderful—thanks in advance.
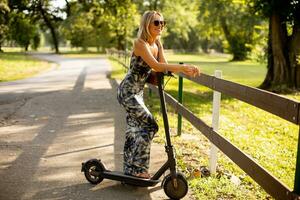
[260,18,273,89]
[201,38,209,54]
[115,30,125,50]
[260,13,294,92]
[38,2,59,54]
[220,17,247,61]
[288,24,300,88]
[296,64,300,88]
[270,14,290,85]
[65,0,71,17]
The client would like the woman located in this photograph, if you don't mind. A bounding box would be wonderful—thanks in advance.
[117,10,200,179]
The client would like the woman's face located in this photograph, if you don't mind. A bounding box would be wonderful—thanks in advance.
[149,14,165,38]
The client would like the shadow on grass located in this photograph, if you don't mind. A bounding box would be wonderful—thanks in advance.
[145,88,235,113]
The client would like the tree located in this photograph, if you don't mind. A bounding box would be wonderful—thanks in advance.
[0,0,10,52]
[198,0,261,60]
[31,30,40,50]
[8,0,63,53]
[8,11,39,51]
[35,0,62,53]
[62,0,138,51]
[162,0,200,51]
[252,0,300,91]
[62,7,94,51]
[102,0,139,50]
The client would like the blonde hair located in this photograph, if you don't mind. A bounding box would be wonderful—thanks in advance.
[137,11,163,42]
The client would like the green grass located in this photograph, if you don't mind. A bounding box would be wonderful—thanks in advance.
[0,52,52,82]
[108,56,129,80]
[166,52,267,87]
[109,53,300,200]
[2,46,104,53]
[0,49,106,82]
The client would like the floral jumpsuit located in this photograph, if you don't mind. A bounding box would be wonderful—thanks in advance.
[117,54,159,176]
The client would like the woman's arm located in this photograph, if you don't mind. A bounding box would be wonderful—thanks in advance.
[134,39,199,77]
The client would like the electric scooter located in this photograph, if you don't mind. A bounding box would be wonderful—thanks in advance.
[81,72,188,200]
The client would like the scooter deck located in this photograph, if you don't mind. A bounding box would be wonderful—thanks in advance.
[101,170,160,187]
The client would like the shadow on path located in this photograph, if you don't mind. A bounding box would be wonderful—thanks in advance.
[0,67,88,200]
[0,63,162,199]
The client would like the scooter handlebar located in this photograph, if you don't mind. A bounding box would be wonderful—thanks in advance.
[157,71,174,77]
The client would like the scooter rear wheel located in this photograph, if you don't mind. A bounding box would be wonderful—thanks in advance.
[162,173,188,200]
[83,160,104,184]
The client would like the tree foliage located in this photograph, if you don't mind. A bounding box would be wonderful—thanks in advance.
[62,0,139,51]
[0,0,10,52]
[102,0,139,50]
[198,0,262,60]
[133,0,164,14]
[8,10,39,51]
[162,0,199,51]
[3,0,300,91]
[62,2,95,51]
[7,0,63,53]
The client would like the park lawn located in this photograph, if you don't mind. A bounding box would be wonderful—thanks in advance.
[109,57,128,80]
[0,53,52,82]
[109,53,300,200]
[166,52,267,87]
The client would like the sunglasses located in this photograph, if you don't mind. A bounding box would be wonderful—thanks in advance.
[153,20,166,27]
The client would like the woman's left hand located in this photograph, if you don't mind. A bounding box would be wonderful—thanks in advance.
[182,64,200,77]
[193,66,200,77]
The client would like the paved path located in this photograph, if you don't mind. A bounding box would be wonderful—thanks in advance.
[0,54,193,200]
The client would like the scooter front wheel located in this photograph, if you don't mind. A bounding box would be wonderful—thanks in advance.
[82,159,104,185]
[162,172,188,200]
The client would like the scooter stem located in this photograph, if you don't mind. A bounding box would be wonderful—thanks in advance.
[157,73,177,177]
[157,73,172,147]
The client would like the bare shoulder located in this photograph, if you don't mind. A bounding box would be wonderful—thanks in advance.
[134,39,147,48]
[133,39,147,56]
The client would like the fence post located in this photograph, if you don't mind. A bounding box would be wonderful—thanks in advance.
[209,70,222,174]
[177,62,184,136]
[294,126,300,195]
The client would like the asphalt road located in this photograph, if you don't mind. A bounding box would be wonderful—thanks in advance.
[0,53,193,200]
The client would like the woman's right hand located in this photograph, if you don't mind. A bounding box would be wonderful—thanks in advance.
[182,64,200,77]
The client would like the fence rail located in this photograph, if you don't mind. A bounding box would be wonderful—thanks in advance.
[180,73,300,125]
[149,82,299,200]
[107,48,300,200]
